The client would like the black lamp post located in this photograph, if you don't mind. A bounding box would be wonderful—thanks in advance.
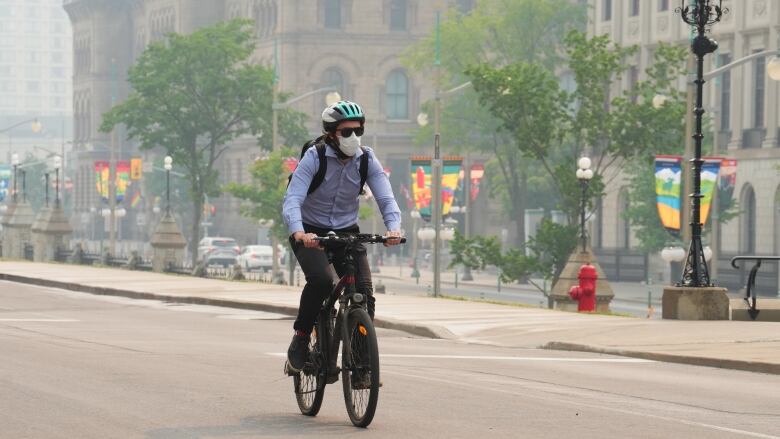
[21,169,26,203]
[164,156,172,214]
[576,156,594,253]
[53,155,61,208]
[677,0,727,287]
[44,172,50,207]
[11,153,19,203]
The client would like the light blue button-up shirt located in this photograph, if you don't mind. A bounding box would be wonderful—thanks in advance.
[283,144,402,235]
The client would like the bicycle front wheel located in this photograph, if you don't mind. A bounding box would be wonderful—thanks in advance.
[294,319,327,416]
[341,308,380,428]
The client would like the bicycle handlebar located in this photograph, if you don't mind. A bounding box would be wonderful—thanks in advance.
[296,233,406,246]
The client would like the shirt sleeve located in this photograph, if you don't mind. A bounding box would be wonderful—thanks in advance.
[365,149,402,231]
[283,148,318,235]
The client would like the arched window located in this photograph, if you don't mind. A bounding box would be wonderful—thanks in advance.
[457,0,475,13]
[390,0,407,31]
[617,188,630,249]
[386,69,409,120]
[322,67,346,97]
[740,184,756,253]
[324,0,341,29]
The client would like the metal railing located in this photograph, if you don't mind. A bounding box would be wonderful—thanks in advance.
[730,256,780,321]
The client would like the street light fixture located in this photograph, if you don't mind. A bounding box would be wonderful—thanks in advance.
[164,156,173,214]
[576,156,594,253]
[11,153,19,203]
[676,0,726,287]
[53,155,62,207]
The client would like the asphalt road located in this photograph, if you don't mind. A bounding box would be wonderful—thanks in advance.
[1,281,779,438]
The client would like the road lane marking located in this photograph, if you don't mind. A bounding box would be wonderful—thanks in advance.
[0,318,79,322]
[265,353,652,363]
[387,370,780,439]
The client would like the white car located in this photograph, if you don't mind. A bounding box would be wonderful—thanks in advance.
[197,237,240,266]
[237,245,275,272]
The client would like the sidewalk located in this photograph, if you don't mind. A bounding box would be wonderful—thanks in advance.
[1,261,778,375]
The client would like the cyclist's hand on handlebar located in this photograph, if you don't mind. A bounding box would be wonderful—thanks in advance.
[384,230,403,247]
[293,231,320,249]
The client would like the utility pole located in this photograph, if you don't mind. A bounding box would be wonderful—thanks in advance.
[109,58,117,257]
[431,9,443,298]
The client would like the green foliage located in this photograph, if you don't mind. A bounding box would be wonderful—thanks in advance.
[403,0,585,246]
[449,219,577,287]
[224,147,296,244]
[99,19,306,263]
[448,231,502,271]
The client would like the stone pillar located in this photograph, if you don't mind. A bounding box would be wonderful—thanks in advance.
[32,205,73,262]
[550,247,614,312]
[662,286,730,320]
[1,202,17,258]
[150,211,187,272]
[5,202,34,259]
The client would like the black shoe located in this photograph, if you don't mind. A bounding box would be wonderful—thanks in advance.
[286,333,310,373]
[351,370,380,390]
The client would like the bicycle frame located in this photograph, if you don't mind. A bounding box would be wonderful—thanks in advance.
[318,241,367,382]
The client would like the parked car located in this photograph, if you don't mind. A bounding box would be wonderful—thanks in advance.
[204,249,238,268]
[237,245,275,272]
[197,237,240,267]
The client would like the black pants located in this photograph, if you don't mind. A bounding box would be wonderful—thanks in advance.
[290,224,374,333]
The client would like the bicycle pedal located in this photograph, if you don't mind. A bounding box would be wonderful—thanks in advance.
[326,368,341,384]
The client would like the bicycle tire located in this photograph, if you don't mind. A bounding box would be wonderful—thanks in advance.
[293,316,328,416]
[341,308,380,428]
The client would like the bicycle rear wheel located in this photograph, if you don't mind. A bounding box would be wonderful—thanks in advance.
[293,318,328,416]
[341,308,380,427]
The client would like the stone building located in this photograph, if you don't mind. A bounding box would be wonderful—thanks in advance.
[63,0,481,252]
[587,0,780,293]
[1,0,72,162]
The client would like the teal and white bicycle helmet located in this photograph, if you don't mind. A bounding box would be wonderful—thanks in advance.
[322,100,365,133]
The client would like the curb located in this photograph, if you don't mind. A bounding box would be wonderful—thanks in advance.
[542,341,780,375]
[0,273,452,340]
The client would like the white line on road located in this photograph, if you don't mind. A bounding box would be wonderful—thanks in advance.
[266,353,652,363]
[0,318,79,322]
[388,370,780,439]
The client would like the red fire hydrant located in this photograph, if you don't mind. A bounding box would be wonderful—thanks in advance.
[569,263,597,312]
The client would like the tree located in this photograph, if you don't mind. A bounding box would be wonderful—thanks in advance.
[100,19,306,265]
[403,0,586,247]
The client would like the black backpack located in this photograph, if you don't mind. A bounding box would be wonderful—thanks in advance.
[287,136,369,196]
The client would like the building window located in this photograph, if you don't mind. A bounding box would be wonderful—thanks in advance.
[719,54,731,131]
[659,0,669,11]
[390,0,407,31]
[603,0,612,21]
[386,69,409,120]
[740,185,756,253]
[457,0,475,13]
[754,53,766,128]
[630,0,640,16]
[628,66,639,103]
[324,0,341,29]
[322,66,346,96]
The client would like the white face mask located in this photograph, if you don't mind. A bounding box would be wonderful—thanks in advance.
[337,133,361,157]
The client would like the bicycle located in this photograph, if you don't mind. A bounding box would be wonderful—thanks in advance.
[286,232,405,428]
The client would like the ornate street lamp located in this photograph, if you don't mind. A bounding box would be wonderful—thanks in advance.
[11,153,19,203]
[576,156,594,253]
[164,156,173,214]
[53,155,62,207]
[676,0,727,287]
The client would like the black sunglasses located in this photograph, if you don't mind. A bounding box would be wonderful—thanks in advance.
[337,126,364,137]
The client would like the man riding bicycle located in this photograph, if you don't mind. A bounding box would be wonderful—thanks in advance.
[282,99,402,373]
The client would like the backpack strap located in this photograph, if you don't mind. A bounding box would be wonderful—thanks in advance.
[358,147,369,196]
[307,142,328,195]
